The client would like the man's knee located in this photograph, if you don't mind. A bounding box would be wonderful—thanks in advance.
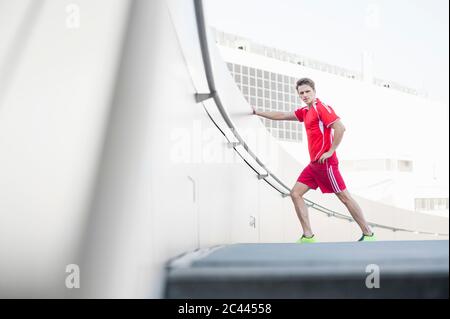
[290,189,306,199]
[290,190,301,199]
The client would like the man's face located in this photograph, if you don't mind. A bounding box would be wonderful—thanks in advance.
[297,84,316,105]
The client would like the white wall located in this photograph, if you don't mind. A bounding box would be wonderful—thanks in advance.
[0,0,131,297]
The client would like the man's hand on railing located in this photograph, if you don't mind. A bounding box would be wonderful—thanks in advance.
[251,105,257,115]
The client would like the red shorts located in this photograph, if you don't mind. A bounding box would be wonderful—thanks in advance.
[297,158,346,194]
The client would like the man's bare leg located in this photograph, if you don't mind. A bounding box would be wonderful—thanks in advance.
[290,182,314,237]
[335,189,372,235]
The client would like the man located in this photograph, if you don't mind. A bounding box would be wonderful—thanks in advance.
[252,78,375,243]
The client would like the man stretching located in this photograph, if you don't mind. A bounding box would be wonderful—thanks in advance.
[252,78,375,243]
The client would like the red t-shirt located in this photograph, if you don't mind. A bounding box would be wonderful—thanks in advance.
[294,98,340,163]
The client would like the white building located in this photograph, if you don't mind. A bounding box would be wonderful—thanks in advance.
[213,28,449,216]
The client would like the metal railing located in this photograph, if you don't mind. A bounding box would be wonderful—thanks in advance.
[193,0,448,238]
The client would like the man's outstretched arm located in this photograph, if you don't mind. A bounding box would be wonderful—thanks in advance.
[251,106,298,121]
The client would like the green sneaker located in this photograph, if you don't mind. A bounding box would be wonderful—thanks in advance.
[296,235,316,243]
[358,233,376,242]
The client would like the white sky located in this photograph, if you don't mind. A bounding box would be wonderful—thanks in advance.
[205,0,449,104]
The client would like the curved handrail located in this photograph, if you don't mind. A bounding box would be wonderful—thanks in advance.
[193,0,448,237]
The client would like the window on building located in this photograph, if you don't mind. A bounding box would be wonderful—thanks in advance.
[271,90,276,99]
[415,198,449,211]
[225,63,304,143]
[398,160,413,172]
[287,122,292,130]
[271,100,277,109]
[257,98,263,107]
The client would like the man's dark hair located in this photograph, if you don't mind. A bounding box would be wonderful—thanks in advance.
[296,78,316,91]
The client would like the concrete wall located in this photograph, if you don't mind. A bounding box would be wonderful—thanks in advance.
[0,0,131,297]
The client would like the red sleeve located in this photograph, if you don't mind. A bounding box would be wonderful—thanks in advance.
[317,103,340,128]
[294,107,304,122]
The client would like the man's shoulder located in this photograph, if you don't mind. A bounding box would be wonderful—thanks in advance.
[294,106,307,114]
[316,99,334,113]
